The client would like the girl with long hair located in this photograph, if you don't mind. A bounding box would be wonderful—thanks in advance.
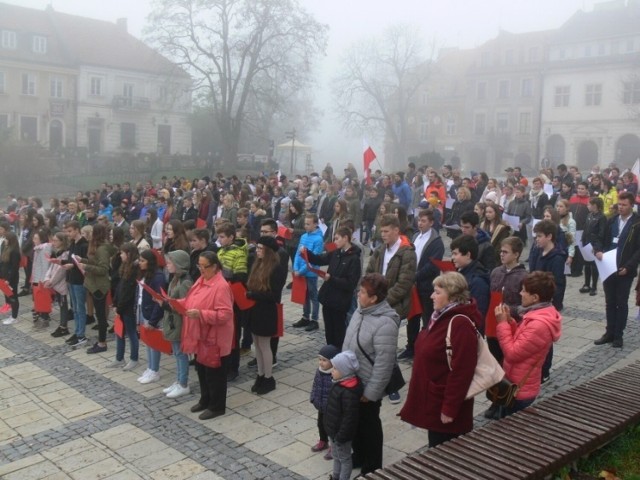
[1,232,21,324]
[163,219,190,254]
[45,232,71,338]
[325,198,350,243]
[481,204,512,267]
[130,220,151,253]
[146,207,163,249]
[31,229,53,326]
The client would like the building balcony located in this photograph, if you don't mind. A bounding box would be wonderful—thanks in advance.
[112,95,151,111]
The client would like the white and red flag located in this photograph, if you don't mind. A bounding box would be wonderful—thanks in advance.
[363,140,377,185]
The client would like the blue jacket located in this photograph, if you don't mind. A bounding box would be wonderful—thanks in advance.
[98,204,113,222]
[138,270,167,328]
[310,369,333,412]
[393,181,412,210]
[458,260,490,332]
[528,245,567,311]
[294,227,324,277]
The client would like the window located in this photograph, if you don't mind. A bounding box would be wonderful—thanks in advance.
[474,113,486,135]
[505,50,514,66]
[50,77,63,98]
[496,112,509,134]
[521,78,533,97]
[0,71,5,94]
[498,80,510,99]
[481,52,491,67]
[21,73,36,96]
[20,116,37,142]
[446,116,456,136]
[1,30,16,49]
[477,81,487,100]
[90,76,103,96]
[123,83,134,106]
[528,47,539,63]
[585,84,602,106]
[419,119,428,141]
[120,122,136,148]
[32,36,47,54]
[623,81,640,105]
[519,112,532,135]
[554,86,570,107]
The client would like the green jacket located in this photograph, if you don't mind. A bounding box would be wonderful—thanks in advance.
[217,238,248,283]
[83,243,117,295]
[162,274,193,342]
[365,236,417,319]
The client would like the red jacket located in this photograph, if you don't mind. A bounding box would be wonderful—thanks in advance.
[425,181,446,214]
[180,271,234,360]
[400,301,480,434]
[496,305,562,400]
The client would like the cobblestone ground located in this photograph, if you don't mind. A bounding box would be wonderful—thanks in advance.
[1,245,639,479]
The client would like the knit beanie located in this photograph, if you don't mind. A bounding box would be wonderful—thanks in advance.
[331,351,359,377]
[485,191,499,203]
[319,345,340,361]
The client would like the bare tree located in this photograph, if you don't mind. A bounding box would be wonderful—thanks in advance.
[146,0,327,164]
[333,24,435,170]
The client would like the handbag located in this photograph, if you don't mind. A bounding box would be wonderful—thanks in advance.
[355,317,405,395]
[445,314,504,400]
[485,355,544,408]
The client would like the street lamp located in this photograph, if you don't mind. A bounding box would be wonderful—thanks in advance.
[285,128,296,175]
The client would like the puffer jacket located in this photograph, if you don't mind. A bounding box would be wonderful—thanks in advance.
[343,300,400,402]
[496,305,562,400]
[323,377,363,443]
[43,250,69,295]
[310,369,333,412]
[366,236,417,319]
[306,244,362,311]
[293,227,324,277]
[138,270,166,327]
[217,238,248,283]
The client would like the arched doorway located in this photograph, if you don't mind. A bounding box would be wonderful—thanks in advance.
[545,135,565,166]
[514,152,532,171]
[577,140,598,171]
[616,134,640,165]
[49,120,63,152]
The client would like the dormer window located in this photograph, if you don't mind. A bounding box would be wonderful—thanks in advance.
[33,36,47,54]
[1,30,16,49]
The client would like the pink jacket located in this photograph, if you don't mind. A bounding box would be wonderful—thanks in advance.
[180,271,234,358]
[496,305,562,400]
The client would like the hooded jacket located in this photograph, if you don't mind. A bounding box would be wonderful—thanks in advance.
[293,227,324,277]
[528,245,567,311]
[392,181,412,210]
[496,305,562,400]
[342,300,400,402]
[323,377,363,443]
[162,251,193,342]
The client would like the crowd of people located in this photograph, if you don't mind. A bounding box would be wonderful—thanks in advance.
[0,159,638,479]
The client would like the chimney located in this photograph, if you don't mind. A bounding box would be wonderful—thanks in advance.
[116,18,128,33]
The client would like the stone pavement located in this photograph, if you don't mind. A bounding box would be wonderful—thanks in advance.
[1,253,639,479]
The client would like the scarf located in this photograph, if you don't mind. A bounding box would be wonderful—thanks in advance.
[529,188,545,208]
[428,301,462,331]
[517,301,553,317]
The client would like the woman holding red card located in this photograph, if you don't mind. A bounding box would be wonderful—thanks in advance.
[1,232,21,325]
[246,236,287,395]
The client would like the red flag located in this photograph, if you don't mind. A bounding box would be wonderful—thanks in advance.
[363,141,376,185]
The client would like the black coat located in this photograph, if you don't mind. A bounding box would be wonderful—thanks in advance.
[413,230,444,297]
[307,245,362,312]
[0,250,21,286]
[604,213,640,277]
[583,211,607,253]
[114,269,138,317]
[323,378,363,443]
[246,263,287,336]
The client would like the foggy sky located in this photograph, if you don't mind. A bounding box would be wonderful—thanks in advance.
[7,0,599,170]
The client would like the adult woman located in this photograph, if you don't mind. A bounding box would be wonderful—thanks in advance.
[181,251,234,420]
[304,227,362,348]
[163,219,190,255]
[325,198,350,243]
[220,193,238,227]
[160,250,193,399]
[246,237,287,395]
[0,232,21,325]
[599,178,618,218]
[579,197,606,296]
[445,187,474,239]
[136,249,167,384]
[400,272,480,448]
[130,220,151,253]
[81,223,117,353]
[495,271,562,415]
[481,204,512,267]
[146,208,163,249]
[342,273,399,475]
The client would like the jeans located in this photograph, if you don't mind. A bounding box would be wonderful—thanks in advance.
[330,438,353,480]
[303,276,319,321]
[172,341,189,386]
[68,283,87,337]
[147,345,161,372]
[116,312,139,362]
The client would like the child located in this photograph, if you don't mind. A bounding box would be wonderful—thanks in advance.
[310,345,340,459]
[324,350,363,480]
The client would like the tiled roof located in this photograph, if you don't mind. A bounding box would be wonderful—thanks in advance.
[554,3,640,43]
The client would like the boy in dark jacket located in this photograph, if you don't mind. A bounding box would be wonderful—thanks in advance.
[310,345,340,459]
[325,350,362,480]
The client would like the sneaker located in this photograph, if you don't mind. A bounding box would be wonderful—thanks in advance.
[87,343,107,354]
[122,360,138,371]
[17,288,31,297]
[2,317,18,325]
[240,347,252,356]
[286,282,293,290]
[304,321,319,332]
[292,317,310,328]
[247,358,258,368]
[106,359,125,368]
[68,336,87,347]
[541,375,550,384]
[163,382,178,394]
[91,324,99,331]
[65,334,78,345]
[86,315,96,325]
[397,348,414,360]
[579,285,591,293]
[137,369,152,382]
[139,370,160,384]
[388,391,401,404]
[311,440,328,452]
[51,326,70,338]
[323,447,333,460]
[166,384,190,398]
[589,288,597,296]
[0,304,10,314]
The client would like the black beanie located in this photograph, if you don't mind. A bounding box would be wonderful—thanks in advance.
[319,344,340,360]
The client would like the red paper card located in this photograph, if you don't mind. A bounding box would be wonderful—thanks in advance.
[137,280,166,304]
[33,284,53,313]
[140,326,173,354]
[277,225,293,240]
[485,291,504,338]
[275,303,284,337]
[114,315,124,338]
[430,257,456,272]
[407,286,423,319]
[19,255,27,268]
[309,267,326,279]
[230,282,255,310]
[290,275,307,305]
[196,218,207,229]
[324,242,337,252]
[0,279,13,297]
[167,298,187,316]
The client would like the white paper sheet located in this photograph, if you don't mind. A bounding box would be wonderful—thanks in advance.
[503,213,521,232]
[595,249,618,282]
[543,184,554,197]
[578,243,596,262]
[574,230,583,246]
[445,198,455,209]
[318,221,328,236]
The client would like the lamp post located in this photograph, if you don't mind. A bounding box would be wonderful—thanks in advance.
[285,128,296,175]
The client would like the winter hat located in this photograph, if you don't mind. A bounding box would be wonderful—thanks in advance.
[319,345,340,361]
[331,351,359,377]
[166,250,190,274]
[258,236,279,253]
[485,191,499,203]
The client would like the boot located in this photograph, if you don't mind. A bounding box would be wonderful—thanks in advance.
[256,376,276,395]
[251,375,265,393]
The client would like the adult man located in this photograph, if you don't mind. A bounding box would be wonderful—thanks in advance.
[506,185,531,246]
[450,234,490,327]
[181,192,198,222]
[398,209,444,360]
[594,192,640,348]
[557,163,574,187]
[392,172,412,210]
[292,214,324,331]
[61,221,89,347]
[366,214,416,403]
[460,211,496,270]
[188,229,216,282]
[112,208,130,240]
